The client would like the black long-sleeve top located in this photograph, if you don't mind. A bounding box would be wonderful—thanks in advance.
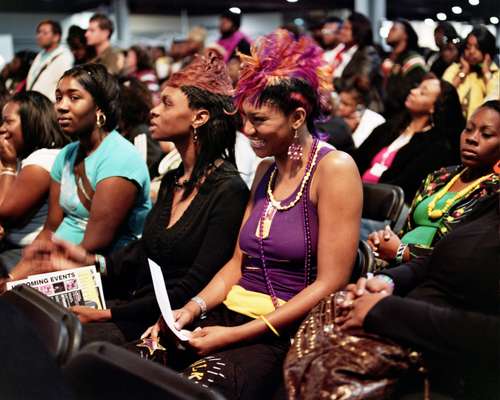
[353,122,454,203]
[104,162,249,339]
[364,197,500,397]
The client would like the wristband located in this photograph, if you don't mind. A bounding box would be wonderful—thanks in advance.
[395,242,407,264]
[94,254,107,275]
[376,274,395,289]
[190,296,207,319]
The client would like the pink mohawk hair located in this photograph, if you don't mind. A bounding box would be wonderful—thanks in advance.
[234,29,332,111]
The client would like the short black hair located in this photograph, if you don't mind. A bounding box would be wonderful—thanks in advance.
[479,99,500,115]
[348,12,373,48]
[117,77,152,133]
[37,20,62,41]
[128,46,153,71]
[221,10,241,30]
[337,75,371,106]
[67,25,86,47]
[89,13,114,39]
[256,78,322,136]
[11,50,37,80]
[60,63,120,132]
[467,25,498,58]
[435,22,458,39]
[11,91,70,158]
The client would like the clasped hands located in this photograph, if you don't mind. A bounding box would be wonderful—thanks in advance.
[333,275,394,330]
[141,301,239,357]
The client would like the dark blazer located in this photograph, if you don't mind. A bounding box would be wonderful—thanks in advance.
[353,121,454,202]
[334,45,384,113]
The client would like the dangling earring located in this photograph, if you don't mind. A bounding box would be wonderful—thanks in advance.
[96,113,106,129]
[287,128,303,161]
[192,127,198,143]
[429,113,435,128]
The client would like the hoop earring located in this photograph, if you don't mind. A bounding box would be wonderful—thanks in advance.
[192,127,198,143]
[287,128,303,161]
[96,113,106,128]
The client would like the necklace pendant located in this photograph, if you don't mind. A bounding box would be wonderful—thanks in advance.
[256,203,276,239]
[428,209,443,220]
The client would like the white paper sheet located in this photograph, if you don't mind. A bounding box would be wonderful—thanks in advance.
[148,259,192,341]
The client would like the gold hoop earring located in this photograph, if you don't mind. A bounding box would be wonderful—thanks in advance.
[192,127,198,143]
[96,113,106,128]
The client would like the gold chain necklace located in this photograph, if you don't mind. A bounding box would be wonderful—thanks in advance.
[267,141,320,211]
[427,168,493,220]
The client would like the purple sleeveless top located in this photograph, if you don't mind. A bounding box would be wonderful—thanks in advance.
[238,144,334,301]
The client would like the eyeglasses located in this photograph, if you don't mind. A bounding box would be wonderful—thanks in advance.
[321,28,339,35]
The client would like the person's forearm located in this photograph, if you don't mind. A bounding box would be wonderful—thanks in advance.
[80,231,115,253]
[35,227,54,242]
[0,173,16,208]
[194,257,242,314]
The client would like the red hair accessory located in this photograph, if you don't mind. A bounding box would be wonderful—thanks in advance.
[166,49,234,96]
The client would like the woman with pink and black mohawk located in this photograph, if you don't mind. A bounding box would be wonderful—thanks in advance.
[144,29,362,399]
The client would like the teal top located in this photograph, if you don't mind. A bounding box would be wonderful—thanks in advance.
[401,192,455,247]
[51,130,151,251]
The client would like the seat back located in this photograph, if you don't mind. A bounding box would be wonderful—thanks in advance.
[350,240,375,283]
[362,183,405,228]
[1,284,82,365]
[64,342,226,400]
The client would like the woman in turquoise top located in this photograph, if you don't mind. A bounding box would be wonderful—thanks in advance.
[368,100,499,265]
[37,63,151,253]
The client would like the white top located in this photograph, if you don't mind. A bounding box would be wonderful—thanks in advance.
[351,109,386,148]
[26,45,74,102]
[325,44,359,78]
[235,132,261,189]
[6,148,60,246]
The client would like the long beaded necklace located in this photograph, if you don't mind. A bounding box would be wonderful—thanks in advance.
[427,167,494,220]
[258,138,320,308]
[266,140,321,211]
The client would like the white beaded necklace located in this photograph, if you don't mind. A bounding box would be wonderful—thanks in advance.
[266,139,320,211]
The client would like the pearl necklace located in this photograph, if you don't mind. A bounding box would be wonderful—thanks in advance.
[427,168,494,220]
[267,139,320,211]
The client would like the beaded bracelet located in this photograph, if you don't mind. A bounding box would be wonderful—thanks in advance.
[0,170,17,176]
[94,254,107,275]
[375,274,395,289]
[191,296,207,319]
[395,243,407,264]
